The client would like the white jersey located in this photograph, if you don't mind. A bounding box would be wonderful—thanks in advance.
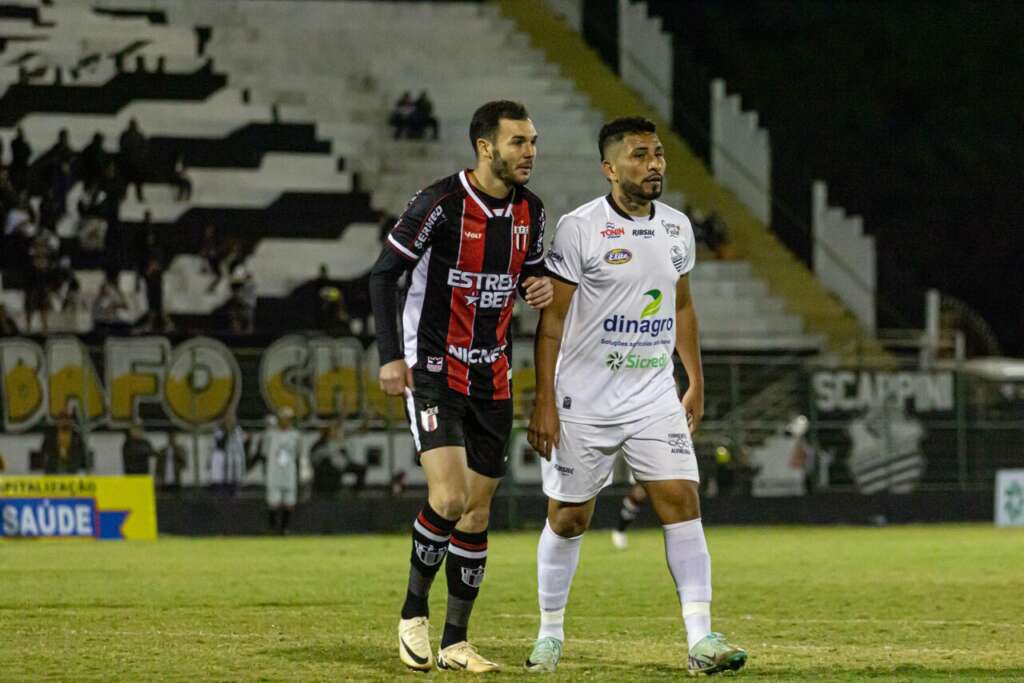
[263,427,302,489]
[544,195,696,424]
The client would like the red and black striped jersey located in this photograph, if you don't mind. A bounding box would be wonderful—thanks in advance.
[385,169,546,400]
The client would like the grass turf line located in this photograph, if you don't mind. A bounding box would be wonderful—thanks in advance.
[2,525,1023,681]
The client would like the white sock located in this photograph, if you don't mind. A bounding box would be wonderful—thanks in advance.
[536,520,583,642]
[663,518,712,650]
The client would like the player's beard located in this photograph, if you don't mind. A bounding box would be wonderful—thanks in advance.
[620,176,662,202]
[491,149,529,187]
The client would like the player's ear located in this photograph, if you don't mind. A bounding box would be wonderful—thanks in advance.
[601,158,616,184]
[476,137,492,161]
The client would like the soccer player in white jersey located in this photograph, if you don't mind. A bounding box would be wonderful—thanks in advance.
[524,117,747,675]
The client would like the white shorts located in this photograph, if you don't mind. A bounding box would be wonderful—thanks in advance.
[267,485,297,508]
[541,409,698,503]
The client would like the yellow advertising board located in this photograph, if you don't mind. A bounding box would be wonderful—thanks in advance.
[0,476,157,540]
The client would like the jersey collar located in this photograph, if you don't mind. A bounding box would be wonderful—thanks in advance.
[460,170,515,218]
[605,193,655,221]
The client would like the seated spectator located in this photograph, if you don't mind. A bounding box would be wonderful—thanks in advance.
[388,92,415,139]
[118,118,148,202]
[226,265,256,334]
[26,229,57,332]
[0,302,19,335]
[310,422,366,495]
[409,90,439,140]
[122,423,156,475]
[156,431,188,490]
[171,153,192,201]
[40,412,88,474]
[92,275,131,332]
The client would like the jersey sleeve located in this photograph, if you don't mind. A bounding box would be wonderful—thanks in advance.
[545,215,584,285]
[679,216,697,276]
[385,187,448,261]
[523,203,547,269]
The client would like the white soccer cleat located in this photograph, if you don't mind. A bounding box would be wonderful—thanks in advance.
[611,530,629,550]
[398,616,433,671]
[437,641,501,673]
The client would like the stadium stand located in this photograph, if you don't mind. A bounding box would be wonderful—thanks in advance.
[1,0,820,352]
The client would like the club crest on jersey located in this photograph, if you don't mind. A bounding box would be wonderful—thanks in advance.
[461,566,485,588]
[671,244,687,273]
[415,540,447,566]
[426,356,443,373]
[601,222,625,239]
[662,220,681,238]
[420,406,440,432]
[513,222,530,251]
[604,248,632,265]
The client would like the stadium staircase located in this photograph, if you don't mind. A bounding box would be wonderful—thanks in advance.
[495,0,884,360]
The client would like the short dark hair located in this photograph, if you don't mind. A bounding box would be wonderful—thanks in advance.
[469,100,530,154]
[598,116,657,160]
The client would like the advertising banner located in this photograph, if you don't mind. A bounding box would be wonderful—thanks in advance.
[0,475,157,540]
[995,469,1024,527]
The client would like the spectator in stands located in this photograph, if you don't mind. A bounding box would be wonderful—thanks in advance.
[52,256,82,313]
[226,265,256,334]
[313,264,350,334]
[389,92,415,139]
[92,273,131,333]
[26,229,57,332]
[78,132,107,191]
[0,302,19,335]
[200,225,223,292]
[142,249,172,333]
[40,412,88,474]
[46,129,75,174]
[122,423,156,475]
[310,421,366,495]
[209,412,247,495]
[9,127,31,192]
[156,431,188,490]
[172,153,192,201]
[118,118,149,201]
[409,91,439,140]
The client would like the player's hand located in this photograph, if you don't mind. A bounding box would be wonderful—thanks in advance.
[528,396,560,460]
[523,276,554,309]
[379,359,413,396]
[682,386,704,434]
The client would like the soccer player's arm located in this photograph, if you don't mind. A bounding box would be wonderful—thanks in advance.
[528,216,581,458]
[674,249,704,433]
[519,202,553,309]
[369,189,444,395]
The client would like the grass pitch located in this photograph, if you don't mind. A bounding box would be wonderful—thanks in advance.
[2,524,1023,681]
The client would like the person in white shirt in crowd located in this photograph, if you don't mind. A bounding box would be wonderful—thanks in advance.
[209,412,247,495]
[261,406,303,535]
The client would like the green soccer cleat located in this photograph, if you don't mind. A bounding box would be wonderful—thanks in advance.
[687,632,747,675]
[525,636,562,673]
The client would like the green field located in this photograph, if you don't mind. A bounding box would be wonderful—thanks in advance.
[2,525,1023,681]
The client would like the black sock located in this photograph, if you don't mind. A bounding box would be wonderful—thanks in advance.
[441,528,487,648]
[617,495,641,532]
[401,503,457,619]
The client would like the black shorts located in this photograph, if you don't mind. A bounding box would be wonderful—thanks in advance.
[405,371,512,479]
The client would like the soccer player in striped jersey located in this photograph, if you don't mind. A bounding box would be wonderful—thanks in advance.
[369,100,552,673]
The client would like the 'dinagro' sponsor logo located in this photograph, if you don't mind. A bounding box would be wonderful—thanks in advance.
[602,289,674,339]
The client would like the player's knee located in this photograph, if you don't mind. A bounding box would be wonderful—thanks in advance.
[431,492,467,521]
[549,508,590,537]
[458,505,490,532]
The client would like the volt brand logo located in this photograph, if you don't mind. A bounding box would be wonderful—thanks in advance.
[605,352,670,371]
[447,344,507,365]
[641,289,663,318]
[463,230,482,240]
